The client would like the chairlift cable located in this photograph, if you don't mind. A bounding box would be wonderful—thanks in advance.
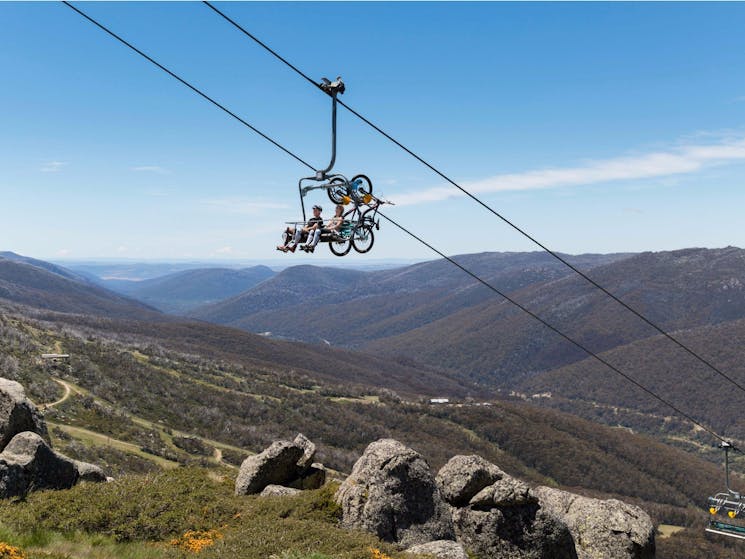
[64,1,735,449]
[201,0,745,399]
[377,210,731,447]
[62,1,316,173]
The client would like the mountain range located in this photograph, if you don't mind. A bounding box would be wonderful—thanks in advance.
[188,252,630,347]
[0,251,466,398]
[97,266,276,314]
[0,252,160,320]
[2,247,744,556]
[185,247,745,391]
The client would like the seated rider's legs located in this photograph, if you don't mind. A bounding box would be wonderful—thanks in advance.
[284,227,295,246]
[307,229,322,248]
[278,227,296,251]
[291,227,305,246]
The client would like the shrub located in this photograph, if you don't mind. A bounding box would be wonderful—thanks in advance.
[0,468,240,543]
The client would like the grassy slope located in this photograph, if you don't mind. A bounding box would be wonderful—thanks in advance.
[0,470,413,559]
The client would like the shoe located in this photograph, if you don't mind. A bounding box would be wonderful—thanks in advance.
[288,244,297,253]
[308,246,315,253]
[299,245,309,252]
[276,245,288,252]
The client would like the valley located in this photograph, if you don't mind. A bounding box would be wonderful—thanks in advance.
[2,248,745,557]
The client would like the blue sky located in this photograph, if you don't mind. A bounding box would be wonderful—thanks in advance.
[2,1,745,262]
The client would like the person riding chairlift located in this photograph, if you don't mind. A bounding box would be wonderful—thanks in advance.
[301,204,344,253]
[277,205,324,253]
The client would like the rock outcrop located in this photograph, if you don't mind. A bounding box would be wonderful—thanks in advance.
[436,455,576,558]
[0,378,106,499]
[0,431,78,498]
[260,484,301,497]
[436,455,505,506]
[405,540,469,559]
[0,378,48,450]
[235,434,326,496]
[293,433,316,471]
[532,486,655,559]
[235,440,304,495]
[288,463,326,490]
[73,459,108,483]
[335,439,455,547]
[469,475,533,508]
[451,502,576,559]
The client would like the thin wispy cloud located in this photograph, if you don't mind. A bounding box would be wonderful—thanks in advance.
[147,190,172,198]
[204,198,290,216]
[132,165,171,175]
[40,161,68,173]
[394,136,745,206]
[215,246,233,255]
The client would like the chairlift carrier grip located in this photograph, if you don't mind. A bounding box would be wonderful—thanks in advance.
[298,90,340,222]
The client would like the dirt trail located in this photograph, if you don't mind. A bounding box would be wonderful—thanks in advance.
[39,378,73,409]
[38,376,241,470]
[48,421,180,469]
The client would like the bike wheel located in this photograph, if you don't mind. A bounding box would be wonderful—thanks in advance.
[329,236,352,257]
[351,174,373,198]
[327,177,348,205]
[352,224,375,253]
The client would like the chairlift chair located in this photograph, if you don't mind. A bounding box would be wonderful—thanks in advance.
[284,77,390,257]
[706,441,745,540]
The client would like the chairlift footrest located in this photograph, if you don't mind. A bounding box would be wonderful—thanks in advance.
[707,520,745,540]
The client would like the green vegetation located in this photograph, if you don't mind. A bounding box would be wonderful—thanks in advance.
[656,527,744,559]
[0,309,738,511]
[0,468,238,542]
[2,288,745,557]
[0,470,411,559]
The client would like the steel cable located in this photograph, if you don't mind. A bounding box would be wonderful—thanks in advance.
[64,0,736,448]
[201,0,745,398]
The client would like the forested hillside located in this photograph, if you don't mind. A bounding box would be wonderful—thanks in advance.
[0,256,162,320]
[519,317,745,439]
[362,247,745,384]
[0,254,469,397]
[0,303,736,516]
[190,252,630,347]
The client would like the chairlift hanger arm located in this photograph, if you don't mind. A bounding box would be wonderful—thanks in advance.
[298,77,345,220]
[315,79,344,179]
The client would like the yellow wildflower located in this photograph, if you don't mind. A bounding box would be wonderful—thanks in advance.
[369,548,394,559]
[169,529,223,553]
[0,542,26,559]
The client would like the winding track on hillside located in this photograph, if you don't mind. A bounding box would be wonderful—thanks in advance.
[41,378,73,409]
[38,374,242,469]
